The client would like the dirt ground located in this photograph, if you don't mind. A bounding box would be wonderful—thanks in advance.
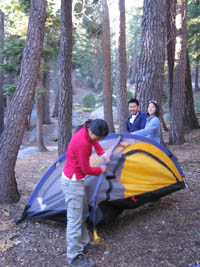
[1,123,200,267]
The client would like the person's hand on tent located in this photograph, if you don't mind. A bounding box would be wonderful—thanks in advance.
[101,151,111,163]
[101,165,107,173]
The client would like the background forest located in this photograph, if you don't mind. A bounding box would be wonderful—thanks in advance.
[0,1,200,266]
[0,0,199,202]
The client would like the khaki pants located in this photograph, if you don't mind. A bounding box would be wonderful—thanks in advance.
[61,176,90,264]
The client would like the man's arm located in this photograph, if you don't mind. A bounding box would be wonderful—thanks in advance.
[126,118,130,133]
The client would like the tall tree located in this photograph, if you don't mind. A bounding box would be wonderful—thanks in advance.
[58,0,73,156]
[42,70,51,124]
[135,0,166,112]
[167,0,176,110]
[0,0,46,203]
[0,10,4,135]
[184,50,199,130]
[102,0,115,133]
[116,0,128,133]
[37,72,48,152]
[194,62,199,92]
[169,0,188,144]
[129,37,138,84]
[187,0,200,92]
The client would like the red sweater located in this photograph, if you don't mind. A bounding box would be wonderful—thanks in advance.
[63,125,104,180]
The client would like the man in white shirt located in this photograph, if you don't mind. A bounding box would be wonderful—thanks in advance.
[126,98,147,133]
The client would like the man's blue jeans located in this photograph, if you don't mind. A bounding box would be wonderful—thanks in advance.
[61,176,90,264]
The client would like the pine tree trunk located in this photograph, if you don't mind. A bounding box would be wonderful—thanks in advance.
[0,10,4,136]
[194,61,199,92]
[116,0,128,133]
[102,0,115,133]
[166,0,176,110]
[135,0,166,112]
[0,0,46,203]
[37,73,48,152]
[58,0,73,156]
[52,91,59,118]
[169,0,188,145]
[184,50,199,131]
[42,70,51,124]
[129,37,138,85]
[72,68,76,95]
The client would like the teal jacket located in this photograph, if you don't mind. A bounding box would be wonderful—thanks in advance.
[132,115,161,143]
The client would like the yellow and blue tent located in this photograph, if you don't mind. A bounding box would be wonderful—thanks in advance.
[17,133,185,226]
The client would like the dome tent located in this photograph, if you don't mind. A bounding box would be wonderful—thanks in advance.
[17,133,185,226]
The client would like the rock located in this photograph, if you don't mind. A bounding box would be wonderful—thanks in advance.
[18,146,57,158]
[89,106,118,123]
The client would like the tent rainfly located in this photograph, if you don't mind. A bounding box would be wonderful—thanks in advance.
[17,133,185,226]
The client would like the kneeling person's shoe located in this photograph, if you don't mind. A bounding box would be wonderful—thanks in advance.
[70,254,95,267]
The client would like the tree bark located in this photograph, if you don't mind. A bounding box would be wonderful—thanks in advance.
[52,90,59,118]
[0,10,4,136]
[169,0,188,145]
[166,0,176,109]
[58,0,73,157]
[194,61,199,92]
[42,70,51,124]
[184,50,199,130]
[102,0,115,133]
[116,0,128,133]
[0,0,46,203]
[129,37,138,85]
[37,73,48,152]
[135,0,166,112]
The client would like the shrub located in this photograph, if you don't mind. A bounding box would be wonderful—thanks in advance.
[81,93,96,108]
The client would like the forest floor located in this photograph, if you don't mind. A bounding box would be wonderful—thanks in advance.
[1,99,200,266]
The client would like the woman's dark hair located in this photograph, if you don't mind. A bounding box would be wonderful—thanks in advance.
[87,119,109,137]
[148,100,160,117]
[75,119,109,137]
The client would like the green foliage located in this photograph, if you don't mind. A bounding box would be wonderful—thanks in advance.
[43,2,61,61]
[95,92,117,107]
[18,0,31,14]
[0,37,25,74]
[112,94,117,106]
[72,0,104,88]
[126,6,143,67]
[127,90,134,101]
[187,0,200,60]
[162,91,168,104]
[194,91,200,113]
[4,84,17,96]
[2,37,25,57]
[0,1,29,36]
[81,93,96,108]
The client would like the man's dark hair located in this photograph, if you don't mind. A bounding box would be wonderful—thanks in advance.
[87,119,109,137]
[128,98,139,106]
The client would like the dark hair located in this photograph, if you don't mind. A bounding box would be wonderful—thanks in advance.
[87,119,109,137]
[148,100,160,117]
[128,98,139,106]
[75,119,92,132]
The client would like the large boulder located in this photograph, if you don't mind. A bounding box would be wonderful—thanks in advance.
[89,106,118,123]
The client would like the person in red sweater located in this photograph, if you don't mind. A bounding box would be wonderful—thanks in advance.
[61,119,109,267]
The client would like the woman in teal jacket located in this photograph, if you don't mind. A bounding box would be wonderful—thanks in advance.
[132,100,161,143]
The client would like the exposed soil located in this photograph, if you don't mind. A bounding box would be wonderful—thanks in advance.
[1,118,200,267]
